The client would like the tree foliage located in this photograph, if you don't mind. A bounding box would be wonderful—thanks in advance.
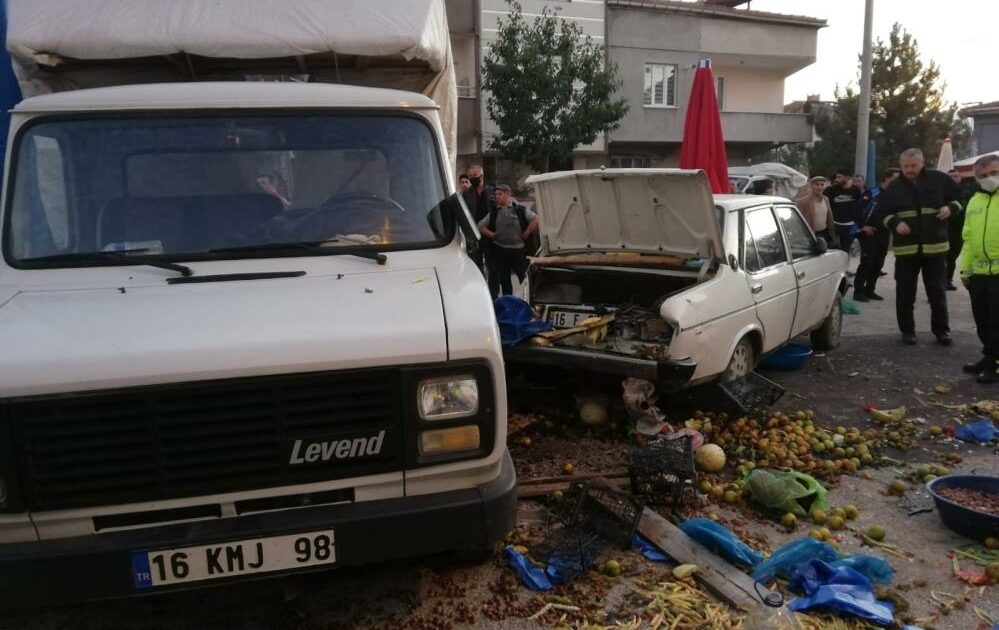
[809,23,970,178]
[482,1,628,172]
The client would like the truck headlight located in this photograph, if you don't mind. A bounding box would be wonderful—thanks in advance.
[417,375,479,420]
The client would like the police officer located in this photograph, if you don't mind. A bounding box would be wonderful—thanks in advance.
[960,154,999,383]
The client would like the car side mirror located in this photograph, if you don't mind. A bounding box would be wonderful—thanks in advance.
[728,253,739,271]
[442,193,480,257]
[814,237,828,254]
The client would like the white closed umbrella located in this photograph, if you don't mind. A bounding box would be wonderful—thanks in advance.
[937,137,954,172]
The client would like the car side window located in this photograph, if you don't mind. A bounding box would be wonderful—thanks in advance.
[742,213,763,273]
[745,207,787,268]
[775,205,816,260]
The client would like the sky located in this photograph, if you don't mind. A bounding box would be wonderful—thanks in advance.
[746,0,997,107]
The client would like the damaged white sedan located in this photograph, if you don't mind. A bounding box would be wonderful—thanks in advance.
[504,169,848,390]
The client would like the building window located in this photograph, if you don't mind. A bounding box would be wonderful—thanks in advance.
[643,63,677,108]
[715,76,725,111]
[610,155,652,169]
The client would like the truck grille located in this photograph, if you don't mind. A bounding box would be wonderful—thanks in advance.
[7,369,403,511]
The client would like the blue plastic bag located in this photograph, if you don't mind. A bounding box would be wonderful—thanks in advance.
[753,539,841,584]
[787,559,894,625]
[680,518,764,568]
[493,296,551,347]
[830,554,894,586]
[504,545,552,591]
[632,534,669,562]
[954,419,999,443]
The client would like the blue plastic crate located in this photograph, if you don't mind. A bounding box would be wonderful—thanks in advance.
[760,343,814,371]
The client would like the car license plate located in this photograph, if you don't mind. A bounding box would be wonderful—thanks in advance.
[131,529,335,589]
[545,307,600,329]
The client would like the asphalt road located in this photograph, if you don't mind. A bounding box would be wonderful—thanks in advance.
[4,251,997,630]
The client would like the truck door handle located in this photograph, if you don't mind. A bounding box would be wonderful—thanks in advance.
[797,271,806,280]
[751,283,763,294]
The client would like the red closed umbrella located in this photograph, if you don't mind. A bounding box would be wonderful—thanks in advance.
[679,59,729,194]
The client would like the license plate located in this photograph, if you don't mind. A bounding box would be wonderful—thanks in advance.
[545,308,597,329]
[131,529,335,589]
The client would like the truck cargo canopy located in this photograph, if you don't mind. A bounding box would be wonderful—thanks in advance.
[5,0,456,160]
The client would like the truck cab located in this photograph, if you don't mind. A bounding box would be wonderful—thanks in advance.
[0,82,515,605]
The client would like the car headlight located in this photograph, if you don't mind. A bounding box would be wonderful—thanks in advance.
[417,375,479,421]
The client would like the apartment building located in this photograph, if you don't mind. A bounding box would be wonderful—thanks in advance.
[445,0,825,172]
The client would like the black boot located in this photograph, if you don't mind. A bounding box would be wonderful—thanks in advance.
[977,366,999,384]
[964,357,992,374]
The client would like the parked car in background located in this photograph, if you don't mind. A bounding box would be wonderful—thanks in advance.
[728,162,808,200]
[504,169,848,389]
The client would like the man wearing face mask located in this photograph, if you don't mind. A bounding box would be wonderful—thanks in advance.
[876,148,963,346]
[461,165,496,276]
[960,155,999,383]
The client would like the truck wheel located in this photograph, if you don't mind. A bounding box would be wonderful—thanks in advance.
[722,336,755,382]
[810,293,843,351]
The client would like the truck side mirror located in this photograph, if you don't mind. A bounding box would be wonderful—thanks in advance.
[441,193,480,257]
[728,253,739,271]
[814,237,828,254]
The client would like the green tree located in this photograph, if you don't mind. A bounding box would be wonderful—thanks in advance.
[808,24,968,178]
[482,1,627,172]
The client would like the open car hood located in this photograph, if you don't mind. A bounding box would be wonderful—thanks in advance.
[526,169,724,260]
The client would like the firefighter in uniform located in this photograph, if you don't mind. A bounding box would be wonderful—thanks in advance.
[876,148,963,346]
[961,154,999,383]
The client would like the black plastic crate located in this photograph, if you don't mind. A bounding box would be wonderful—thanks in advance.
[629,435,696,506]
[534,527,610,584]
[718,371,786,415]
[555,482,643,549]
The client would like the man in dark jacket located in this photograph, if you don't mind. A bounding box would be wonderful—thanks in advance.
[876,148,963,346]
[824,168,863,254]
[461,164,495,275]
[854,168,901,301]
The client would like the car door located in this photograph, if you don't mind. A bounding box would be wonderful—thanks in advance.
[742,206,797,353]
[775,204,836,337]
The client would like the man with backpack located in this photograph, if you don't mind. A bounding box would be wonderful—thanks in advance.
[478,184,539,299]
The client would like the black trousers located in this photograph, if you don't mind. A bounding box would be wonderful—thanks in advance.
[894,254,949,335]
[487,246,528,299]
[946,229,964,284]
[835,224,855,254]
[969,275,999,360]
[854,230,889,295]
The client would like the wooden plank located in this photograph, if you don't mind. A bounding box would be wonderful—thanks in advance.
[517,477,630,499]
[534,315,615,342]
[637,508,769,612]
[530,254,688,268]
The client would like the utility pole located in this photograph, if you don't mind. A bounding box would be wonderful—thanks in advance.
[854,0,874,176]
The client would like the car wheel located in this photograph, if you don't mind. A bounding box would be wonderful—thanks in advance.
[810,293,843,351]
[722,336,755,382]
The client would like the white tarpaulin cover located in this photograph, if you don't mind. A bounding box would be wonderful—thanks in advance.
[5,0,456,160]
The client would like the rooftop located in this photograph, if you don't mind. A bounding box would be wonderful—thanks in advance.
[961,101,999,116]
[13,82,438,114]
[606,0,827,28]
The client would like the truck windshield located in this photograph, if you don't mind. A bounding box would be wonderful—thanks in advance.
[5,114,452,265]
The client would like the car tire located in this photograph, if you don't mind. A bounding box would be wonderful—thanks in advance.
[810,293,843,351]
[722,336,755,382]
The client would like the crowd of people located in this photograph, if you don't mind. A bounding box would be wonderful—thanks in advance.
[770,149,996,384]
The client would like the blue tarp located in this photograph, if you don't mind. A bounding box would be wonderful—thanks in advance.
[494,296,551,347]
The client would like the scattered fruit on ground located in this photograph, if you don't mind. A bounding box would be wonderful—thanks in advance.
[987,562,999,582]
[844,505,859,520]
[811,509,827,524]
[694,443,726,472]
[986,537,999,550]
[781,513,797,528]
[519,436,532,447]
[866,525,886,542]
[929,426,943,436]
[562,461,576,475]
[602,559,621,577]
[830,507,846,519]
[827,515,844,531]
[723,490,740,504]
[673,564,699,579]
[890,480,908,495]
[579,399,609,426]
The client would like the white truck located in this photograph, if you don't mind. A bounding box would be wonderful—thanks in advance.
[0,0,515,606]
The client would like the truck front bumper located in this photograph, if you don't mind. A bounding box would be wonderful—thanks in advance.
[0,451,516,609]
[503,345,696,388]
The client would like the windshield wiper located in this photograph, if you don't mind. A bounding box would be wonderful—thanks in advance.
[209,242,387,265]
[21,249,193,276]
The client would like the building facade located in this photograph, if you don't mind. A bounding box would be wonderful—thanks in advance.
[446,0,824,174]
